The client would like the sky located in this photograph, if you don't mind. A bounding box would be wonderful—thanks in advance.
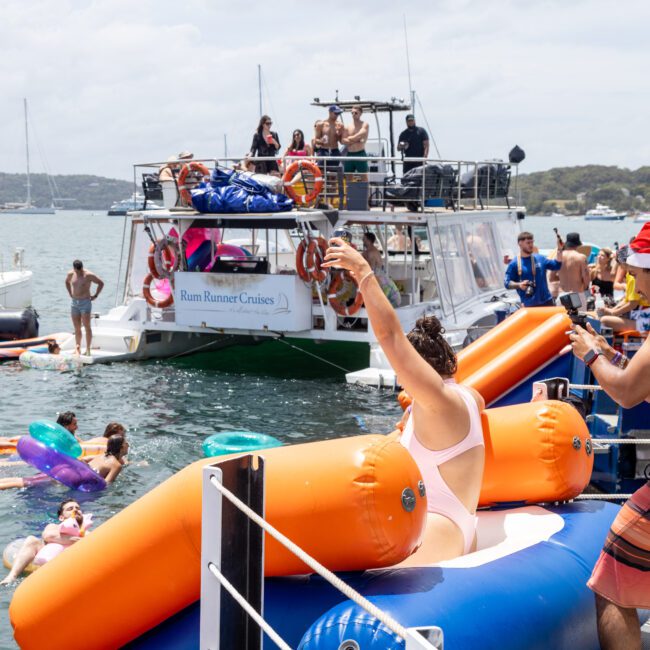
[1,0,649,181]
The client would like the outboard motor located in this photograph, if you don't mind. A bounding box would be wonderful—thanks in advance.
[0,307,39,341]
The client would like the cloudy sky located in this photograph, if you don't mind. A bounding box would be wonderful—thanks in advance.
[1,0,648,180]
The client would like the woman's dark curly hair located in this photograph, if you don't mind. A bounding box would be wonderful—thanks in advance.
[406,315,457,376]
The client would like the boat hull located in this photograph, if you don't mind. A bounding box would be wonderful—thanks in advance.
[584,215,626,221]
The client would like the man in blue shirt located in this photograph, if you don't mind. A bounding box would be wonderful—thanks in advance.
[504,231,563,306]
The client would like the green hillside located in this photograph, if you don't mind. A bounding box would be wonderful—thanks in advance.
[516,165,650,215]
[0,172,132,210]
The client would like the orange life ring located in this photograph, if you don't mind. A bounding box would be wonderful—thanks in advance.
[147,239,179,280]
[177,162,210,206]
[142,273,174,309]
[295,240,310,282]
[306,237,328,282]
[327,271,364,316]
[283,160,324,205]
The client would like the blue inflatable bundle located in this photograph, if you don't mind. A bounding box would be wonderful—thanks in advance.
[190,168,294,214]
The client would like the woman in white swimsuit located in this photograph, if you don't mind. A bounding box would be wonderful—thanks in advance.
[325,237,485,562]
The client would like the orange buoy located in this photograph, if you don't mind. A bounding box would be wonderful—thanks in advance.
[147,239,179,280]
[177,162,210,205]
[327,271,364,316]
[283,160,324,204]
[306,237,328,282]
[142,273,174,309]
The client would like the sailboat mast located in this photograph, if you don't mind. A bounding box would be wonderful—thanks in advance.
[258,64,262,118]
[23,98,31,206]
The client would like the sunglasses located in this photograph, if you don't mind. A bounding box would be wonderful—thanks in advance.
[265,121,272,125]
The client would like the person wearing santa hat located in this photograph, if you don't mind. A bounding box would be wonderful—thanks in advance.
[570,221,650,650]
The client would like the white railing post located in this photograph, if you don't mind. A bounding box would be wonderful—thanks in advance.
[200,464,224,650]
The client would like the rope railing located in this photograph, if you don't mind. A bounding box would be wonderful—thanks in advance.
[208,474,414,644]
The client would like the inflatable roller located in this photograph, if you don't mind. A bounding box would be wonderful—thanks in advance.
[478,399,592,506]
[10,435,426,650]
[398,310,572,408]
[455,306,565,381]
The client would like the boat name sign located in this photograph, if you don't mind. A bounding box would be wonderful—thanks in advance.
[174,272,312,331]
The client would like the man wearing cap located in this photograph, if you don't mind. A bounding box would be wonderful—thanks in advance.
[397,114,429,175]
[570,222,650,650]
[314,105,344,163]
[557,232,590,309]
[504,231,562,307]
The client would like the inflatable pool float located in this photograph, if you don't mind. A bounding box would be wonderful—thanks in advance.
[2,538,38,576]
[202,431,283,457]
[9,400,598,650]
[28,420,81,458]
[16,436,106,493]
[19,350,86,372]
[0,332,71,362]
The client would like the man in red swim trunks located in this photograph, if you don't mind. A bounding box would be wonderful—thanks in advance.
[570,221,650,650]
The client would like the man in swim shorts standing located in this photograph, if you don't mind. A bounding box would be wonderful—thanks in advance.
[65,260,104,356]
[342,105,370,179]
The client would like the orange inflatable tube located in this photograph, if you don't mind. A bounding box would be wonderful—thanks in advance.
[455,307,565,381]
[398,308,572,407]
[478,399,592,506]
[10,435,426,650]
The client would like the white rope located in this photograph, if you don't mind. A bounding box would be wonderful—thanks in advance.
[207,562,292,650]
[209,475,409,641]
[592,438,650,444]
[575,493,633,500]
[569,384,603,391]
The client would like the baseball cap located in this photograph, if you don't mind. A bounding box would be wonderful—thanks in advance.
[405,114,415,120]
[328,105,343,114]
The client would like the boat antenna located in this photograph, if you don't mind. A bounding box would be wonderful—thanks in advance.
[415,92,442,159]
[403,15,415,114]
[258,64,262,118]
[23,98,31,206]
[224,133,228,161]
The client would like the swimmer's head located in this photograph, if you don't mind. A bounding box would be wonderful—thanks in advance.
[56,411,77,433]
[58,500,83,525]
[407,315,457,377]
[106,435,128,459]
[103,422,126,438]
[47,340,60,354]
[72,260,83,271]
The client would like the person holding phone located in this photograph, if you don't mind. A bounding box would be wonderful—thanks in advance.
[248,115,280,176]
[397,114,429,175]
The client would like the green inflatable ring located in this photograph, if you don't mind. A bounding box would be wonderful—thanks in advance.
[28,420,82,458]
[202,431,283,458]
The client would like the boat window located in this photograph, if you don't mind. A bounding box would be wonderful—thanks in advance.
[430,223,475,308]
[495,217,519,264]
[466,221,502,291]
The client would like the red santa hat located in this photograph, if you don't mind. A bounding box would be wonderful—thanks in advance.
[627,222,650,268]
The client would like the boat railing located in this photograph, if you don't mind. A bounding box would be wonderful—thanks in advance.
[200,456,443,650]
[133,156,518,214]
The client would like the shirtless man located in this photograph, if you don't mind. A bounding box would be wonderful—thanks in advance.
[557,232,590,309]
[313,105,344,167]
[342,105,370,179]
[1,500,87,584]
[65,260,104,356]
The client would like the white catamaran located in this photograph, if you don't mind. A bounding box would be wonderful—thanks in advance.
[57,100,524,382]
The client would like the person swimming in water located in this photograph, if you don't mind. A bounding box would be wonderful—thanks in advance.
[324,236,485,562]
[1,500,91,585]
[87,435,129,484]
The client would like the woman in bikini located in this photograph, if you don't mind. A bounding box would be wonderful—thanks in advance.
[87,435,129,484]
[324,237,485,562]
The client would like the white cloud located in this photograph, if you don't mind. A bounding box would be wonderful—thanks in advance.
[0,0,648,180]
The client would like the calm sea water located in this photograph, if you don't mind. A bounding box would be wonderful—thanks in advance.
[0,211,642,646]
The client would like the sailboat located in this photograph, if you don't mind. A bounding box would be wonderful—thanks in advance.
[0,98,56,215]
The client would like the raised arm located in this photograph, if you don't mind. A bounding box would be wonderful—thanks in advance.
[323,240,455,410]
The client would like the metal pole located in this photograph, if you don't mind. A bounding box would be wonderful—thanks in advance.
[23,98,31,206]
[258,64,262,118]
[389,110,395,176]
[403,16,415,119]
[224,134,228,161]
